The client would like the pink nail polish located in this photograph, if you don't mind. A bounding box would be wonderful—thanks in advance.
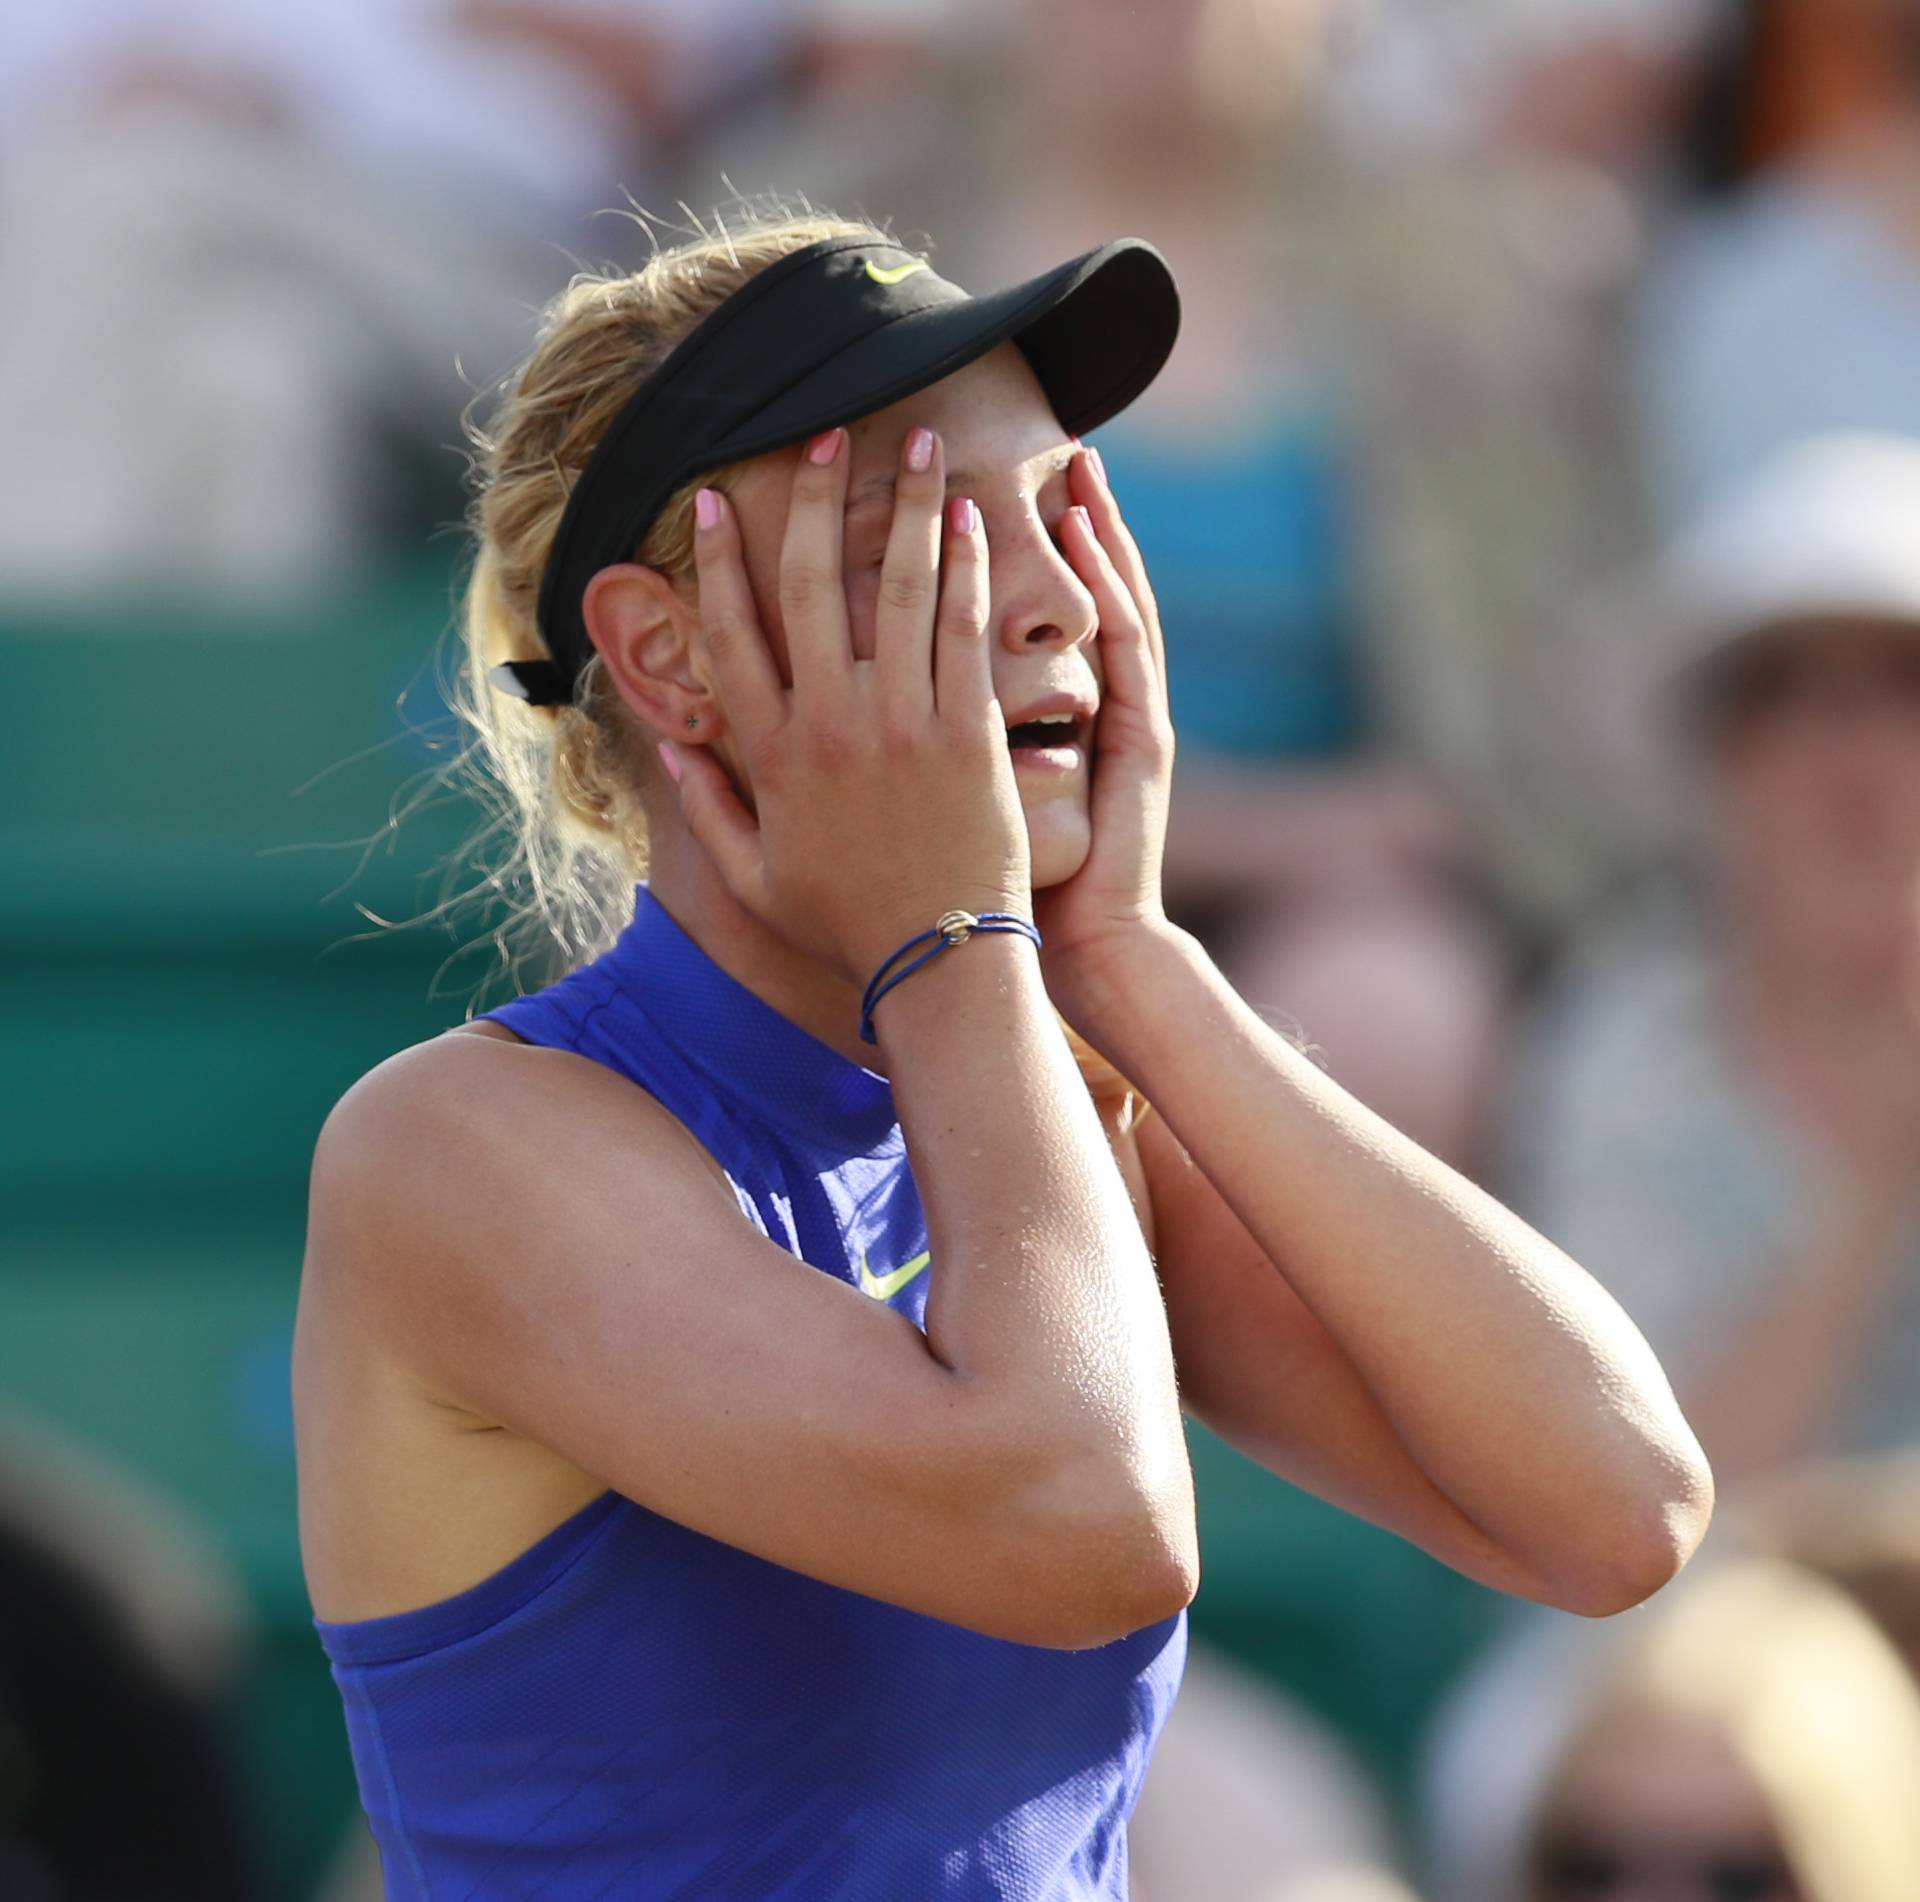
[807,428,841,466]
[906,427,934,473]
[657,740,682,783]
[695,488,720,530]
[1087,445,1106,485]
[948,496,977,534]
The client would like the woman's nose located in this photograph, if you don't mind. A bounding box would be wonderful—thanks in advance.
[997,536,1098,653]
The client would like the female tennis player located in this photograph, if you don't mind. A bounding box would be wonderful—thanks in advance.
[292,209,1715,1899]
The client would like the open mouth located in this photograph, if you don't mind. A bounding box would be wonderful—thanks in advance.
[1005,712,1088,765]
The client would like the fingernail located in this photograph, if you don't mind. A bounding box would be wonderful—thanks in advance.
[948,496,977,534]
[1087,445,1106,486]
[807,428,842,466]
[906,426,934,473]
[695,488,720,530]
[1071,505,1093,534]
[657,740,682,783]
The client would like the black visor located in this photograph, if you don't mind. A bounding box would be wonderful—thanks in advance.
[497,233,1181,706]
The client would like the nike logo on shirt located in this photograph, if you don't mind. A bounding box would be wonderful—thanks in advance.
[858,1246,932,1300]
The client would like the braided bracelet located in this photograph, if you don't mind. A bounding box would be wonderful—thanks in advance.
[858,909,1043,1045]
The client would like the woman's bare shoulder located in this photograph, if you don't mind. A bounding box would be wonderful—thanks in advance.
[297,1021,750,1448]
[312,1019,735,1231]
[292,1025,627,1615]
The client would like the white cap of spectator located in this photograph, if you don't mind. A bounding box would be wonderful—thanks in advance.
[1654,432,1920,714]
[1552,431,1920,847]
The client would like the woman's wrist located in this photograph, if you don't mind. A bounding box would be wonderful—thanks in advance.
[866,925,1050,1054]
[1045,917,1213,1057]
[859,910,1043,1045]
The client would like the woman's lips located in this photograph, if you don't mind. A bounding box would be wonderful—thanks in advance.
[1005,713,1089,770]
[1008,736,1086,771]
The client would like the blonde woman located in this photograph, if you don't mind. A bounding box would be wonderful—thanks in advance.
[1519,1558,1920,1902]
[292,208,1712,1898]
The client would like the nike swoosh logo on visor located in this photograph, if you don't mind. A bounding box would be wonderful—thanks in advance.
[858,1246,932,1300]
[865,258,930,286]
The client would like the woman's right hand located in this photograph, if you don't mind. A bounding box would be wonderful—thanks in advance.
[662,423,1033,989]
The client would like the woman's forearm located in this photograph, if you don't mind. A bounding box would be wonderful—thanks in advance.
[1064,922,1714,1606]
[874,936,1194,1565]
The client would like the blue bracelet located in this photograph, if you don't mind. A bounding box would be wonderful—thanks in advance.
[858,909,1042,1044]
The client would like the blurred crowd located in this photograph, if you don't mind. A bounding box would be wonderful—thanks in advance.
[6,0,1920,1898]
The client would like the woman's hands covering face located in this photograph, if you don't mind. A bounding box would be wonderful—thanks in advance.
[1031,448,1177,984]
[663,424,1033,989]
[659,421,1178,1024]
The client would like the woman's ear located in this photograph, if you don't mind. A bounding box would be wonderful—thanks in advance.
[581,563,716,741]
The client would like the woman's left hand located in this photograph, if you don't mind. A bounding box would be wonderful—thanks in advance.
[1033,446,1179,1026]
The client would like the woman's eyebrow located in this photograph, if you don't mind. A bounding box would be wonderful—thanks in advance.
[845,447,1076,514]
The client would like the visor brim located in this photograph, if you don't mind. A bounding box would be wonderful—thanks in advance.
[705,237,1180,466]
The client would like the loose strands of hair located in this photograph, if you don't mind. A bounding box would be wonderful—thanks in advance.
[439,199,877,993]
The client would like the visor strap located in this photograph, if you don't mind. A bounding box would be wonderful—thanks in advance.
[488,657,569,705]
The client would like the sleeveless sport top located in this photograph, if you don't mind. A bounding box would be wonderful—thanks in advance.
[312,881,1188,1900]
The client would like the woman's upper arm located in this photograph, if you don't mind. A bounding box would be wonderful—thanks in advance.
[304,1035,1160,1648]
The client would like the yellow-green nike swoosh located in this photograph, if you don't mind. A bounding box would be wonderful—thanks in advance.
[857,1246,932,1300]
[865,258,930,286]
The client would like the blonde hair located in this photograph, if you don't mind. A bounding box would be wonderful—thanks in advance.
[1718,1447,1920,1673]
[1525,1556,1920,1902]
[441,201,1150,1127]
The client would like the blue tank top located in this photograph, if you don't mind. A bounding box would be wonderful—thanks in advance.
[312,881,1188,1900]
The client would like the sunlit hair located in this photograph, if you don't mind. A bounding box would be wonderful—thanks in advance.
[443,198,1151,1128]
[1718,1446,1920,1676]
[1522,1557,1920,1902]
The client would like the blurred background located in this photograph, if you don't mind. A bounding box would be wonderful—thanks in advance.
[6,0,1920,1897]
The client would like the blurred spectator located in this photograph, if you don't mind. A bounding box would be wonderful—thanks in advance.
[1130,1641,1423,1902]
[314,1817,385,1902]
[1316,0,1722,931]
[0,1411,253,1702]
[1726,1446,1920,1684]
[1416,1555,1920,1902]
[1498,435,1920,1494]
[1329,0,1717,166]
[1637,0,1920,526]
[0,1414,263,1898]
[0,0,745,594]
[787,0,973,122]
[1,0,649,207]
[457,0,805,177]
[661,5,981,281]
